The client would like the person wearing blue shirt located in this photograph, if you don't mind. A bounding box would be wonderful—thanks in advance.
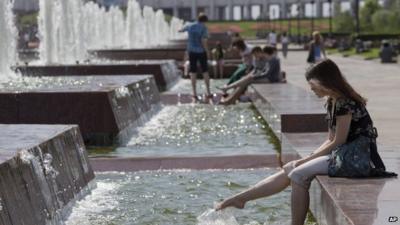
[179,13,211,102]
[307,31,326,64]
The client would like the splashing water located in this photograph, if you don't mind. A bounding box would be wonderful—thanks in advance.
[66,181,121,225]
[197,208,240,225]
[64,170,292,225]
[0,0,17,82]
[43,153,59,179]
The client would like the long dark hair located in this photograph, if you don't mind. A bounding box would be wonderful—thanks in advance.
[306,59,367,105]
[232,38,246,51]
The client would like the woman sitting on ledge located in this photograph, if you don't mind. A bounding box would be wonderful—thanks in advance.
[218,45,285,105]
[216,59,396,225]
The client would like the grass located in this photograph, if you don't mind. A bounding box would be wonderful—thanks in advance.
[327,47,380,60]
[206,19,331,38]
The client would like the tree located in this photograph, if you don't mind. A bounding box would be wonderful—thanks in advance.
[372,9,400,33]
[334,11,355,32]
[360,0,381,32]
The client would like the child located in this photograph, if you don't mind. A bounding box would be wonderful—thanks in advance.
[211,41,225,79]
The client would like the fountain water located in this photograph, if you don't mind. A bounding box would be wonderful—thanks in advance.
[0,0,17,82]
[38,0,187,64]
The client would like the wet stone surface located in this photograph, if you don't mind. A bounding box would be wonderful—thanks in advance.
[15,60,181,92]
[0,124,94,225]
[0,75,160,146]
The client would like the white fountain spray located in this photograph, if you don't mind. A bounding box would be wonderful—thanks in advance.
[170,17,187,40]
[38,0,187,64]
[126,0,143,48]
[37,0,58,64]
[0,0,17,82]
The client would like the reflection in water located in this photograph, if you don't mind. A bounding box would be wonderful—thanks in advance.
[91,104,277,157]
[0,76,92,91]
[169,79,229,94]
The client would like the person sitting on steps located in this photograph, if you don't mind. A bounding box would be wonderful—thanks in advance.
[216,59,396,225]
[218,45,285,105]
[224,38,254,86]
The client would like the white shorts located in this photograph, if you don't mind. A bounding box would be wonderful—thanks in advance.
[283,155,330,189]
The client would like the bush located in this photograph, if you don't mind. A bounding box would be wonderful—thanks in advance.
[334,11,355,33]
[360,0,381,31]
[372,9,400,33]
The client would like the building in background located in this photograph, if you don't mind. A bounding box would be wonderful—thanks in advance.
[12,0,387,22]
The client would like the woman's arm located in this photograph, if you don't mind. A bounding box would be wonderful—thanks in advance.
[310,128,334,155]
[322,43,327,58]
[297,114,352,165]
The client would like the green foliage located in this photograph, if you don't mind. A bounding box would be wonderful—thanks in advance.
[164,14,173,23]
[334,11,355,33]
[372,9,400,33]
[18,12,38,26]
[360,0,381,31]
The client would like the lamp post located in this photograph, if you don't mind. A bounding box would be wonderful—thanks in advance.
[272,8,276,31]
[279,8,283,32]
[297,1,301,44]
[288,10,292,36]
[354,0,360,36]
[311,0,315,34]
[328,0,332,37]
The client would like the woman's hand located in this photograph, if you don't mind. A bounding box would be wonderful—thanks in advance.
[215,197,246,211]
[294,158,307,167]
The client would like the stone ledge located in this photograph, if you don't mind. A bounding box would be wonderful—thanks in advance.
[15,60,180,92]
[89,153,299,172]
[283,133,400,225]
[252,81,400,225]
[89,48,186,61]
[0,124,94,225]
[251,82,328,136]
[0,76,160,146]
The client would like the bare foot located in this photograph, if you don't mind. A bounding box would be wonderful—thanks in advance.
[192,95,199,103]
[215,197,246,211]
[216,86,228,93]
[205,94,214,104]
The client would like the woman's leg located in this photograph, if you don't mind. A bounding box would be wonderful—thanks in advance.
[216,170,290,210]
[222,73,253,92]
[219,61,224,79]
[213,63,218,79]
[219,75,253,105]
[291,182,309,225]
[227,64,247,85]
[288,156,330,225]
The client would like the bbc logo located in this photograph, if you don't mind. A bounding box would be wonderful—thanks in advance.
[389,216,399,223]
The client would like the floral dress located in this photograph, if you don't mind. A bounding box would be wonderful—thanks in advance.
[326,97,386,170]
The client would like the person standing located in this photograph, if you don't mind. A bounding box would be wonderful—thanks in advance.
[307,31,326,64]
[267,30,277,47]
[211,41,226,79]
[281,32,290,58]
[179,13,211,102]
[224,38,254,85]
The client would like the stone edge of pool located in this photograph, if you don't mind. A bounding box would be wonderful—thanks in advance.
[0,124,95,225]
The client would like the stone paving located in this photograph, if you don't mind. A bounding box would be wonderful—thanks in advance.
[278,51,400,225]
